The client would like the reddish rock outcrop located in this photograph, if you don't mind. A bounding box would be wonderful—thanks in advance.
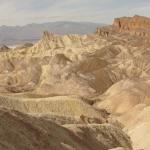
[97,15,150,37]
[113,15,150,30]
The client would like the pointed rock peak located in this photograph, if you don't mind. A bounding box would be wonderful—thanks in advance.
[0,45,10,52]
[42,31,55,41]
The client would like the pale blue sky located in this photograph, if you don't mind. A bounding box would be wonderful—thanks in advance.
[0,0,150,25]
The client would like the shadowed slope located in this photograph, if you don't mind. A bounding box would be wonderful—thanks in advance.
[0,107,132,150]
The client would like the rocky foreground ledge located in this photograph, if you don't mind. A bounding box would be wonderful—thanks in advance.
[0,107,132,150]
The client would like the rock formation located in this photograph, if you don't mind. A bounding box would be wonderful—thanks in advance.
[0,107,132,150]
[97,15,150,37]
[0,45,10,52]
[15,43,34,50]
[113,15,150,29]
[0,15,150,149]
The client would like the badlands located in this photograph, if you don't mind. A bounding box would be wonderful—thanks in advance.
[0,15,150,150]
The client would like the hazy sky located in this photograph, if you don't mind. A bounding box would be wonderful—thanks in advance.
[0,0,150,25]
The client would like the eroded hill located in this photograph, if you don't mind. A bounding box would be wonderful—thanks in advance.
[0,15,150,150]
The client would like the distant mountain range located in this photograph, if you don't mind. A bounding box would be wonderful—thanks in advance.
[0,21,105,45]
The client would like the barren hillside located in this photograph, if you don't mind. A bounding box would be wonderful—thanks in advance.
[0,15,150,150]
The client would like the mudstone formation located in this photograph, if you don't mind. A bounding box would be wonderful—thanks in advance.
[0,15,149,150]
